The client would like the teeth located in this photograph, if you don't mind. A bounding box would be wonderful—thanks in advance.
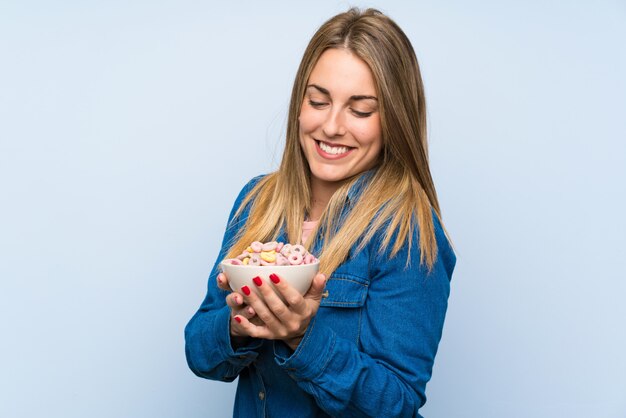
[319,141,349,155]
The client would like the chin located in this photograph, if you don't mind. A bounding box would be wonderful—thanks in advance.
[310,167,352,184]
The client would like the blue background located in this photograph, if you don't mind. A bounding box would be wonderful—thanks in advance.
[1,1,625,417]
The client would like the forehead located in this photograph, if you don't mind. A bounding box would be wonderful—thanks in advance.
[307,48,377,96]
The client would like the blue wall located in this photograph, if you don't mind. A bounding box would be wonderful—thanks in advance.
[1,1,624,417]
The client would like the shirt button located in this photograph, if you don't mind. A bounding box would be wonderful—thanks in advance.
[258,391,265,400]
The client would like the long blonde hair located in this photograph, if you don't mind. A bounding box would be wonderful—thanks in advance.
[226,8,447,275]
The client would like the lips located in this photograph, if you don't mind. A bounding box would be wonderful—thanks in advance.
[318,140,350,155]
[314,140,355,159]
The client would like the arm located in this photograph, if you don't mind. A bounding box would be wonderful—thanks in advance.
[184,176,265,381]
[274,220,455,417]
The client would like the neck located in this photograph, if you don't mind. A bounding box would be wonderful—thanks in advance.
[308,177,344,221]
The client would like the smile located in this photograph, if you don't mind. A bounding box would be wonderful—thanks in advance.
[315,140,354,159]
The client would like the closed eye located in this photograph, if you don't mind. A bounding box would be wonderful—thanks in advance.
[351,109,373,118]
[308,100,328,108]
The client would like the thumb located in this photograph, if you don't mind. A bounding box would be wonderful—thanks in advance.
[305,273,327,299]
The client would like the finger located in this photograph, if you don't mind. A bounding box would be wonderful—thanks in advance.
[226,291,257,319]
[230,315,251,338]
[253,276,293,321]
[240,283,280,330]
[266,273,309,316]
[225,292,245,309]
[233,303,256,320]
[232,306,256,320]
[249,316,264,326]
[298,273,327,316]
[217,273,230,291]
[232,314,271,339]
[305,273,327,300]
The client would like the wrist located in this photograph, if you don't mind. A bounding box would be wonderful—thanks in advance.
[284,336,303,351]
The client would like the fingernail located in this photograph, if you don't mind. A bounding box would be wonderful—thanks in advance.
[241,286,251,296]
[269,273,280,284]
[252,276,262,286]
[217,275,223,284]
[234,316,241,323]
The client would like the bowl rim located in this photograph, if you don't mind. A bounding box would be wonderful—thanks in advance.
[220,259,320,269]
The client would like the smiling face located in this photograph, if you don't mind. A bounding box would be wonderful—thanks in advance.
[298,48,383,191]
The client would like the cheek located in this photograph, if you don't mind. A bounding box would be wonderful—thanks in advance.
[299,105,328,135]
[298,110,314,134]
[355,119,382,147]
[298,114,311,150]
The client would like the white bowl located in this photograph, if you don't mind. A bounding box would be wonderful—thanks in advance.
[220,260,320,298]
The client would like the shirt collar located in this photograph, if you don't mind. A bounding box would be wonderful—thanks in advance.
[346,169,376,207]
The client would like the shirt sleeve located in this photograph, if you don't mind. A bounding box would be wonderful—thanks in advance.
[274,216,455,417]
[184,176,265,382]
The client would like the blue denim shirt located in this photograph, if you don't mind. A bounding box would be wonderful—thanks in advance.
[185,174,456,417]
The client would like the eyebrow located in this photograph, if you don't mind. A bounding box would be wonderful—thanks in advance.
[306,84,378,101]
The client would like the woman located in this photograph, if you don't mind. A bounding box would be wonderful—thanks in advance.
[185,8,455,417]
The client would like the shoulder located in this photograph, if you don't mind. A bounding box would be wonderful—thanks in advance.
[232,174,271,210]
[235,174,268,203]
[225,174,269,227]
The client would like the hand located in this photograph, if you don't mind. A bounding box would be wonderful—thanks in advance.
[231,272,327,350]
[216,273,262,340]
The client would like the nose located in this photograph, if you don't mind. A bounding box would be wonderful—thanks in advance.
[322,108,346,138]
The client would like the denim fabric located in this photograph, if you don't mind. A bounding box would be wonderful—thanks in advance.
[185,174,456,418]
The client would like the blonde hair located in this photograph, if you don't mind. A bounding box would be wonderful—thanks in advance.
[226,8,447,275]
